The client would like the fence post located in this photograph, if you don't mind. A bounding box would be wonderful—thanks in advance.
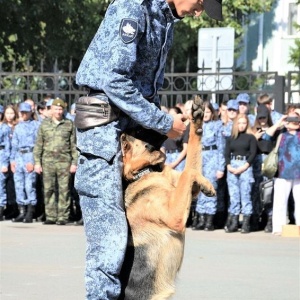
[274,74,285,113]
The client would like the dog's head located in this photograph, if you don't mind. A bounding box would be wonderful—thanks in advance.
[121,127,166,181]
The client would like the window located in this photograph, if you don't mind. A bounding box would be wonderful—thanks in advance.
[288,2,298,36]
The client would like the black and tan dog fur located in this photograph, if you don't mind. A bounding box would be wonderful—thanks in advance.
[119,96,215,300]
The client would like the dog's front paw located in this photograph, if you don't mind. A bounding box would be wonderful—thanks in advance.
[200,180,216,197]
[191,95,204,134]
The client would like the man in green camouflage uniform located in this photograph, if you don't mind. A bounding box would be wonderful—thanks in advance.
[34,98,78,225]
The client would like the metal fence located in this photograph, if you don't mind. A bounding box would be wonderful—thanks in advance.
[0,65,299,112]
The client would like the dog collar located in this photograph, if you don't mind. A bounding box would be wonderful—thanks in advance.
[132,167,153,182]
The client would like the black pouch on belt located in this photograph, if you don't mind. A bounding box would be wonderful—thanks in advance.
[74,93,120,129]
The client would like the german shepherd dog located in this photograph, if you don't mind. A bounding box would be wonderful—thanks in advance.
[119,96,215,300]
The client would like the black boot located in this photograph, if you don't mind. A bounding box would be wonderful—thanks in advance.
[214,211,226,229]
[0,206,4,221]
[226,215,239,233]
[264,215,272,233]
[250,214,260,232]
[241,215,251,234]
[204,214,214,231]
[3,203,19,220]
[191,212,199,229]
[23,204,35,223]
[224,214,233,231]
[193,214,206,230]
[74,218,84,226]
[12,205,26,222]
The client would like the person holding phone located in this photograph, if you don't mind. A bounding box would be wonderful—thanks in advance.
[267,106,300,235]
[251,104,275,232]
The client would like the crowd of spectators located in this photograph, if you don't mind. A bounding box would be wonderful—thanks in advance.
[166,93,300,235]
[0,95,81,225]
[0,92,299,235]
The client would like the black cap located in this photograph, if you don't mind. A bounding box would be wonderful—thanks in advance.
[256,104,269,119]
[203,0,223,21]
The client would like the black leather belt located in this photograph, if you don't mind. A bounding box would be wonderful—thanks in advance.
[0,145,5,150]
[166,149,181,153]
[19,148,34,154]
[231,155,247,161]
[202,145,217,151]
[88,88,104,95]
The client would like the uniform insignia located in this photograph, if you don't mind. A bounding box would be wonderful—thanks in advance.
[120,19,138,43]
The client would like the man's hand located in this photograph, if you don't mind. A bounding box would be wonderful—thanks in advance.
[167,114,186,139]
[34,165,43,174]
[1,166,8,173]
[26,163,34,173]
[70,165,77,174]
[10,162,16,173]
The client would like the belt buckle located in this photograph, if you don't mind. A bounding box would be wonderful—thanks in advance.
[236,155,242,160]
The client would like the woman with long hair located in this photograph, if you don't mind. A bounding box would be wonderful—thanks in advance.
[224,113,257,233]
[1,104,19,219]
[192,101,225,231]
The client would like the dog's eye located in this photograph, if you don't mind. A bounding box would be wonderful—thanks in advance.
[145,144,155,152]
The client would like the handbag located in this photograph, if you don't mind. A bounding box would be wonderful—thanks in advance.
[259,179,274,207]
[261,134,282,179]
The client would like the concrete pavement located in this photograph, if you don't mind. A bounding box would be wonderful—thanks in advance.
[1,221,299,300]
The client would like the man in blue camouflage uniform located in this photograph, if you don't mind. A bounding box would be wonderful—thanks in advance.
[0,106,11,221]
[10,102,40,223]
[75,0,223,299]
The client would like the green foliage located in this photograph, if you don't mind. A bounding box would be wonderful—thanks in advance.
[0,0,275,72]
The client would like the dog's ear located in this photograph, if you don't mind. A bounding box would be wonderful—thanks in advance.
[120,133,131,156]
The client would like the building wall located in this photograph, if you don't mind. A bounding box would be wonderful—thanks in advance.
[238,0,300,74]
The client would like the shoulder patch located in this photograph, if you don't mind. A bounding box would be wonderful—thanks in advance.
[119,19,138,44]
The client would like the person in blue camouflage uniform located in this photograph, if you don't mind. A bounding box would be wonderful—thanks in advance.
[75,0,223,299]
[10,102,40,223]
[1,104,19,219]
[193,101,225,231]
[0,105,11,221]
[214,99,238,229]
[237,93,256,127]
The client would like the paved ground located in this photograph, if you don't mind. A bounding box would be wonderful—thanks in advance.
[1,221,299,300]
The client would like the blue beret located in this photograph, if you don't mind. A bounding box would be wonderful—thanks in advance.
[19,102,32,112]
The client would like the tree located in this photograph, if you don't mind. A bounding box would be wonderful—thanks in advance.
[0,0,275,72]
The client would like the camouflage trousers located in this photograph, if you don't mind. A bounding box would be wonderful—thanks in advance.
[14,155,37,205]
[42,161,71,222]
[75,150,128,300]
[227,159,254,215]
[0,171,8,206]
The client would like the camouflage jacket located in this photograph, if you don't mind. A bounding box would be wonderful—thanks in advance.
[76,0,180,135]
[0,123,10,167]
[33,118,78,165]
[11,119,40,164]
